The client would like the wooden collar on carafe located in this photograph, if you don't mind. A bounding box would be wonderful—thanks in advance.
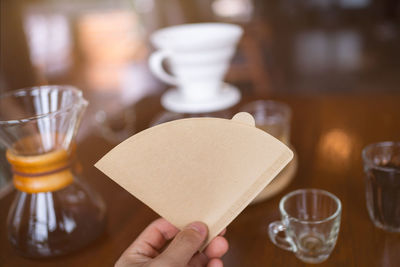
[6,145,77,193]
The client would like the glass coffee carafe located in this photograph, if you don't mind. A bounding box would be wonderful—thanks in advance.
[0,85,106,258]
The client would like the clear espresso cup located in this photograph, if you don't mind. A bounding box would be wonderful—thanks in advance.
[268,189,342,264]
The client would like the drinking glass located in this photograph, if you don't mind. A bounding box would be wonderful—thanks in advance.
[241,100,291,144]
[268,189,341,264]
[362,142,400,232]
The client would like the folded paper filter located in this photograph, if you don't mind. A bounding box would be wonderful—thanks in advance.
[95,112,293,248]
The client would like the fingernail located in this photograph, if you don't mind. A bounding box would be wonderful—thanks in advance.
[187,222,207,237]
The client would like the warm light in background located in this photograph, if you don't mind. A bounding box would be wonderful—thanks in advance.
[212,0,253,22]
[318,128,354,170]
[77,10,148,91]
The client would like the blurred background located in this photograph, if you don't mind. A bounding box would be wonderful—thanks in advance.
[1,0,399,137]
[2,0,399,92]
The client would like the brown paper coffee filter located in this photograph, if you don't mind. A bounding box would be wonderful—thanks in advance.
[95,112,293,248]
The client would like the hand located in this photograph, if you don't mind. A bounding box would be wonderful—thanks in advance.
[115,218,229,267]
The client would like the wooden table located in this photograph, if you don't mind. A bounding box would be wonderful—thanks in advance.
[1,91,399,266]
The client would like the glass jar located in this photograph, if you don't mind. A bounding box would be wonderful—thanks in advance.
[0,86,106,258]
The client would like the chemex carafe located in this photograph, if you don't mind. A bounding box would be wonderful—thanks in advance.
[0,86,106,258]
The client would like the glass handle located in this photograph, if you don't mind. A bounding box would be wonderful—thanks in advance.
[268,221,293,251]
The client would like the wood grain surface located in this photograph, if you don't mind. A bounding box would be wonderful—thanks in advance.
[1,93,399,267]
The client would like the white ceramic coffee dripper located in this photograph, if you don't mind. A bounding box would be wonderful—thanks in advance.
[149,23,243,113]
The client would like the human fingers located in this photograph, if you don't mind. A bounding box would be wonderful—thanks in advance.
[218,229,226,236]
[204,236,229,259]
[186,252,209,267]
[153,222,208,266]
[207,258,224,267]
[125,218,179,258]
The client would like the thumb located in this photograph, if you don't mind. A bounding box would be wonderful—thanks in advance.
[155,222,208,266]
